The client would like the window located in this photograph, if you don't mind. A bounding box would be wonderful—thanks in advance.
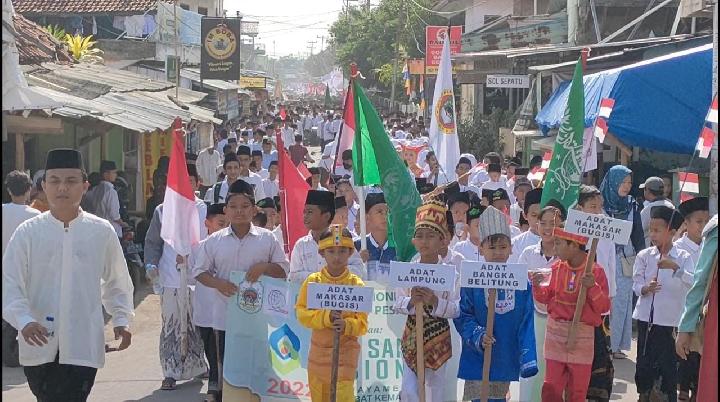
[198,6,208,15]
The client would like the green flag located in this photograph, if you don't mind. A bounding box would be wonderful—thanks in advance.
[541,57,585,211]
[324,84,331,107]
[352,80,421,261]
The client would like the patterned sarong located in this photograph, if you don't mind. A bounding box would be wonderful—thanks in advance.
[401,304,452,373]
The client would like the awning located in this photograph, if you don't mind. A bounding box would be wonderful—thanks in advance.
[535,44,713,154]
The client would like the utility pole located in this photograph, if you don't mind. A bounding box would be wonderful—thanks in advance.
[567,0,579,45]
[317,35,325,52]
[389,0,404,112]
[307,40,316,56]
[174,0,180,100]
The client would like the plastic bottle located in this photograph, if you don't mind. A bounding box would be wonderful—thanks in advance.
[45,316,55,337]
[145,264,162,295]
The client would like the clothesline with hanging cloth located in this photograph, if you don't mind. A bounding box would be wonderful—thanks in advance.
[536,44,713,154]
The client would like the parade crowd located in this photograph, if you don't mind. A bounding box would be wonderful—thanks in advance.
[2,103,717,402]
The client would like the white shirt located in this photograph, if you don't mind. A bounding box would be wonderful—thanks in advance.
[191,225,289,330]
[319,140,336,172]
[2,212,134,368]
[518,242,559,314]
[632,245,693,327]
[452,239,484,262]
[322,120,336,141]
[511,230,540,261]
[287,231,365,283]
[510,203,523,228]
[596,238,617,299]
[420,167,451,186]
[393,130,407,139]
[256,168,269,180]
[262,178,279,198]
[216,138,228,155]
[393,253,462,318]
[481,178,516,204]
[196,148,223,187]
[86,181,123,237]
[156,199,207,289]
[272,225,284,250]
[674,234,701,268]
[640,199,675,247]
[2,203,40,256]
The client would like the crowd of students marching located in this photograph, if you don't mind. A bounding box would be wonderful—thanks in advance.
[2,104,716,402]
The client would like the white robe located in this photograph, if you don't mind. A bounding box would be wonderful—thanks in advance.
[2,211,134,369]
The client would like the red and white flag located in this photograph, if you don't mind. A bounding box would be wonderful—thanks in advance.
[528,151,552,182]
[334,70,357,169]
[706,95,718,124]
[161,118,200,256]
[696,127,714,158]
[594,117,609,143]
[678,172,700,194]
[277,133,311,255]
[297,162,312,180]
[541,150,552,169]
[598,98,615,118]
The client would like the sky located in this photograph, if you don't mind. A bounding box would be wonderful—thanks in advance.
[225,0,343,58]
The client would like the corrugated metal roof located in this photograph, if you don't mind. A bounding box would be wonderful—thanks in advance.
[12,14,74,65]
[14,0,157,15]
[179,68,243,91]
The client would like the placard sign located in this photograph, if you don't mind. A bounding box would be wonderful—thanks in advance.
[425,26,462,74]
[460,262,528,290]
[389,262,456,292]
[306,283,374,312]
[565,209,633,245]
[201,17,241,80]
[486,74,531,88]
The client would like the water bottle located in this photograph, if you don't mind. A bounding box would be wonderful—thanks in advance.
[45,316,55,338]
[145,264,162,295]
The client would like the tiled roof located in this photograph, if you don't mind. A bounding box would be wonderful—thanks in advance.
[14,0,157,15]
[12,14,74,65]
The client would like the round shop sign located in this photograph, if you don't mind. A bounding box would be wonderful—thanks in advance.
[204,24,237,60]
[434,90,456,134]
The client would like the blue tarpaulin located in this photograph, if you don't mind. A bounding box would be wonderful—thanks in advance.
[536,44,713,154]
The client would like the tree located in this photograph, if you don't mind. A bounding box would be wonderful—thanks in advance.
[329,0,443,92]
[304,46,337,78]
[457,108,514,158]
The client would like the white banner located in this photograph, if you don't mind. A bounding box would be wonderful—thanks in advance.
[307,283,374,312]
[565,209,633,244]
[389,261,457,292]
[460,262,529,290]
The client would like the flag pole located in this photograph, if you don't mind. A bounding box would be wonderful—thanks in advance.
[330,328,341,402]
[566,238,599,348]
[357,185,367,251]
[479,288,497,402]
[415,302,426,402]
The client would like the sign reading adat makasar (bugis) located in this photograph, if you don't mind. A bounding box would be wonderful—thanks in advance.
[389,262,456,292]
[307,283,374,312]
[565,209,633,245]
[460,262,528,290]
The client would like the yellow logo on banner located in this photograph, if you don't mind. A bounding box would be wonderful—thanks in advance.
[434,90,456,134]
[205,25,237,60]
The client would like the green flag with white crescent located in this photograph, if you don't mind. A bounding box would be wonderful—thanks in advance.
[351,80,421,261]
[541,57,585,210]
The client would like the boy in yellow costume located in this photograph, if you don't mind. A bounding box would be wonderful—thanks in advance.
[296,224,369,401]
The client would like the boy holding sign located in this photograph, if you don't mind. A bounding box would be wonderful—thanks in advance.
[394,198,461,402]
[532,228,610,402]
[454,206,538,401]
[296,224,369,402]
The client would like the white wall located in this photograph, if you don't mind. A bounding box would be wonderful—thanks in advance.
[178,0,221,16]
[464,0,514,33]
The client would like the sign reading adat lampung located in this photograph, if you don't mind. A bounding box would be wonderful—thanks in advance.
[389,261,456,292]
[460,262,529,290]
[201,17,241,80]
[565,209,633,245]
[425,26,462,74]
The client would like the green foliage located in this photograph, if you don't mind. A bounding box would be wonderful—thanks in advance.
[45,24,66,41]
[65,34,104,64]
[457,108,514,158]
[304,47,337,78]
[329,0,444,91]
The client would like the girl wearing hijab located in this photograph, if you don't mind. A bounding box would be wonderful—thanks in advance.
[599,166,645,360]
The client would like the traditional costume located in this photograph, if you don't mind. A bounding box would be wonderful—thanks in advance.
[395,199,461,402]
[534,228,611,402]
[454,206,538,402]
[288,191,365,283]
[632,206,693,400]
[296,225,368,402]
[2,149,134,401]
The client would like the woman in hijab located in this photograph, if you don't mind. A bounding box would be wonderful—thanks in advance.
[600,165,645,359]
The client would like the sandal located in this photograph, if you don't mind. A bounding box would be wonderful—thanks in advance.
[612,351,628,359]
[161,378,176,390]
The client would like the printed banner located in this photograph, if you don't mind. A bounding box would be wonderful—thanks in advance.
[565,209,633,245]
[223,274,465,401]
[424,26,462,75]
[141,130,171,201]
[201,17,241,80]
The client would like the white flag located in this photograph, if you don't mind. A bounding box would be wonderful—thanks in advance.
[428,33,460,180]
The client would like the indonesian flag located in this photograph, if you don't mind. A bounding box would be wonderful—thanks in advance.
[696,127,714,158]
[679,172,700,194]
[598,98,615,118]
[541,150,552,169]
[160,118,200,256]
[277,132,311,255]
[706,95,718,124]
[528,151,552,182]
[334,78,355,169]
[594,117,609,143]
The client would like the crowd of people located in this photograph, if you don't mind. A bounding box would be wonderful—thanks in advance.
[1,102,717,402]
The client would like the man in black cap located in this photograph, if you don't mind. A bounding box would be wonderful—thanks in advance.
[205,154,241,204]
[331,196,351,232]
[3,149,134,401]
[355,192,396,282]
[84,160,125,237]
[287,190,364,283]
[144,164,209,390]
[236,145,266,201]
[511,187,543,257]
[251,150,269,179]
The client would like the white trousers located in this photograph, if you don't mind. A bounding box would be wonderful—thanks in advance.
[400,361,447,402]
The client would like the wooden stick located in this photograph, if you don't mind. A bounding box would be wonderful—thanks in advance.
[330,329,341,402]
[414,301,426,402]
[567,238,599,349]
[480,288,497,402]
[215,329,223,393]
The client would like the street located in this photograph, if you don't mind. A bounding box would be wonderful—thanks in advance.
[2,282,641,402]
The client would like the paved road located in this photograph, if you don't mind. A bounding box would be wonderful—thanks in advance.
[2,282,640,402]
